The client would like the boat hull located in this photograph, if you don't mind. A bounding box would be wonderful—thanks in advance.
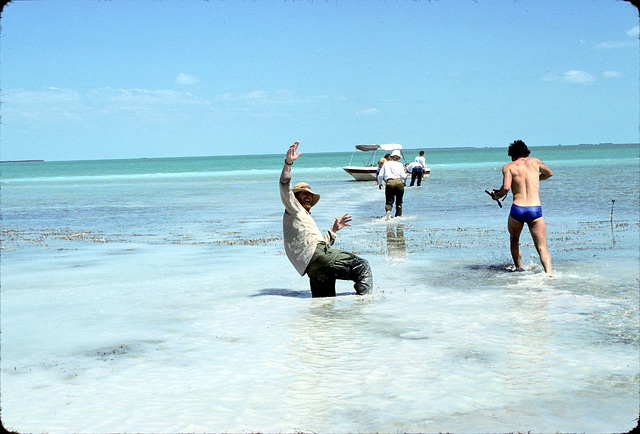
[343,166,431,181]
[343,166,377,181]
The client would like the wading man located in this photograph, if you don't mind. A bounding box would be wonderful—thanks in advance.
[490,140,553,274]
[377,149,407,219]
[280,141,373,297]
[409,150,427,187]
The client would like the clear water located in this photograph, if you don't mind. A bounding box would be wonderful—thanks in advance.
[1,144,638,433]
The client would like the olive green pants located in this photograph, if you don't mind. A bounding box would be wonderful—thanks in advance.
[305,243,373,297]
[385,178,405,217]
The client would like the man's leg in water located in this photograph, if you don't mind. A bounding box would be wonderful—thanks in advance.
[306,243,340,297]
[528,217,552,274]
[308,274,337,297]
[384,184,395,214]
[507,216,524,270]
[395,185,404,217]
[306,246,372,296]
[332,251,373,295]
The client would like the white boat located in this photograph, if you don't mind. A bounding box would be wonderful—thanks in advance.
[343,144,430,181]
[343,144,402,181]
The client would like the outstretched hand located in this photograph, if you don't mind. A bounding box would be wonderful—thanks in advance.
[332,213,353,233]
[285,141,301,164]
[485,189,504,208]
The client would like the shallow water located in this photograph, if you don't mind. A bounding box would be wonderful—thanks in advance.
[1,144,638,433]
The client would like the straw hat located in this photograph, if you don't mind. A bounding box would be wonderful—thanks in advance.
[292,182,321,207]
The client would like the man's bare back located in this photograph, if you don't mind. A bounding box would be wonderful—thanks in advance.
[500,157,553,206]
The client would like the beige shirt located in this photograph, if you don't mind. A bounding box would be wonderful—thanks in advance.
[280,178,336,275]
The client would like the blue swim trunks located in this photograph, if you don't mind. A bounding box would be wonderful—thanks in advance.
[510,204,543,223]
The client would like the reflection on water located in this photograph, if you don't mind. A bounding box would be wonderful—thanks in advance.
[386,223,406,260]
[502,288,553,395]
[284,298,374,430]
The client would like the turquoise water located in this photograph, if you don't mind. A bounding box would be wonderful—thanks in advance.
[1,143,639,432]
[2,142,636,180]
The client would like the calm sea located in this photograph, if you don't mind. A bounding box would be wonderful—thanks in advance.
[1,143,639,433]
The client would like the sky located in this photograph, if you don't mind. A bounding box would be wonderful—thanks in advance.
[1,0,638,161]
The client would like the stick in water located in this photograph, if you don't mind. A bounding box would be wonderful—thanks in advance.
[485,190,503,208]
[610,199,616,225]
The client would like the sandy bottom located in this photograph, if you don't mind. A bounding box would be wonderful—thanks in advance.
[2,220,639,433]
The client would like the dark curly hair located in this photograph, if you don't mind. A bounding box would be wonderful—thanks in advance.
[508,140,531,159]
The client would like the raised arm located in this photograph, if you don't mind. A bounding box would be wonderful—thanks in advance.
[280,141,301,183]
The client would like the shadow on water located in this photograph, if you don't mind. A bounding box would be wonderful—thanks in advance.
[466,263,515,272]
[251,288,311,298]
[251,288,354,298]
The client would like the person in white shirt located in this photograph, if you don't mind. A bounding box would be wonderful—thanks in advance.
[376,149,407,219]
[280,141,373,297]
[409,151,427,186]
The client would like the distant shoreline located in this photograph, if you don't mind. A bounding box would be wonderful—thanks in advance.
[0,160,45,163]
[2,142,638,163]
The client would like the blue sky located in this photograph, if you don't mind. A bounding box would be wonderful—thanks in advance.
[1,0,638,161]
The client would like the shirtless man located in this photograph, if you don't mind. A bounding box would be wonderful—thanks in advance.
[491,140,553,274]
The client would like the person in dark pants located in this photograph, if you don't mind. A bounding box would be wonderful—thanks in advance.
[376,149,407,219]
[304,244,372,297]
[407,161,424,187]
[409,151,427,186]
[280,141,373,297]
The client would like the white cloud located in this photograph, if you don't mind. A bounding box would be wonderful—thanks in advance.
[356,108,380,116]
[562,70,597,84]
[540,72,560,82]
[541,70,598,85]
[92,87,203,107]
[176,73,200,86]
[214,90,329,105]
[2,87,84,120]
[245,90,268,101]
[594,41,636,49]
[594,26,639,49]
[2,86,207,124]
[4,87,81,105]
[4,86,336,125]
[603,70,624,79]
[214,90,270,103]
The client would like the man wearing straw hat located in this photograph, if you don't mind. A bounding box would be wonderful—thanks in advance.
[280,141,373,297]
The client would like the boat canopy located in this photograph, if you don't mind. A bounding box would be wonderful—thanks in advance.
[380,143,402,151]
[354,143,402,152]
[354,144,379,152]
